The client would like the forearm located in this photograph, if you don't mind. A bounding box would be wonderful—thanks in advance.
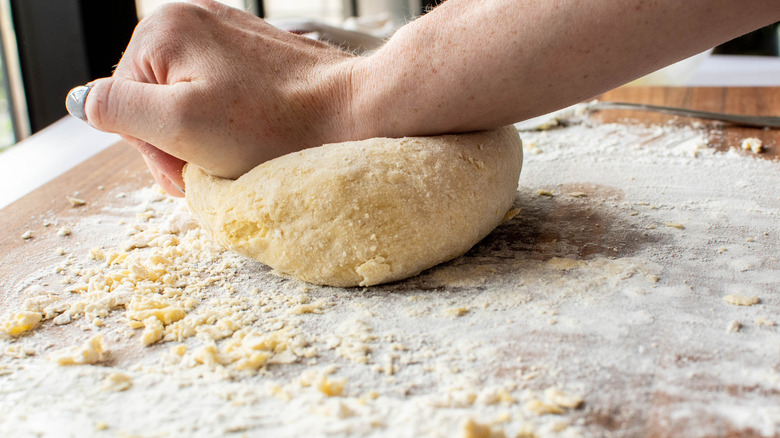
[350,0,780,137]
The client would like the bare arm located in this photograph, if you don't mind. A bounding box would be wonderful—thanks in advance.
[78,0,779,195]
[350,0,780,138]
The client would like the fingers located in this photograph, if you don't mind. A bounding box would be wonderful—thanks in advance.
[83,77,199,161]
[121,135,187,193]
[144,154,185,197]
[85,78,164,135]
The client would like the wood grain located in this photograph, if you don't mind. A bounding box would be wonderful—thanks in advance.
[0,141,151,302]
[597,87,780,158]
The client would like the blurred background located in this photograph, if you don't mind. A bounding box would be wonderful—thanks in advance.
[0,0,777,153]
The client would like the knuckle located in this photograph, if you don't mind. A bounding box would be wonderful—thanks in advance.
[132,2,212,66]
[144,2,208,32]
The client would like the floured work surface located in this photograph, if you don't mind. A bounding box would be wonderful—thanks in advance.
[1,110,779,437]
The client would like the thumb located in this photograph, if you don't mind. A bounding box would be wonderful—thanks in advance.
[78,77,174,145]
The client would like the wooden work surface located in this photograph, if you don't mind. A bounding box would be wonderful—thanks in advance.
[1,87,779,437]
[597,87,780,158]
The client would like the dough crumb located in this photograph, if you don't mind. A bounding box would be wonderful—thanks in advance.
[525,398,564,415]
[0,311,43,336]
[726,320,741,333]
[300,370,347,397]
[51,334,106,365]
[544,387,584,409]
[740,137,763,153]
[723,294,760,306]
[461,418,506,438]
[502,208,520,222]
[355,257,392,287]
[21,230,33,240]
[525,387,583,416]
[445,307,470,317]
[66,195,87,207]
[170,344,188,356]
[755,317,775,327]
[664,222,685,230]
[57,226,72,237]
[536,189,555,197]
[102,372,133,391]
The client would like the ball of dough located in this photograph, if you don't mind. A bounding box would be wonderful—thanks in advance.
[184,126,523,287]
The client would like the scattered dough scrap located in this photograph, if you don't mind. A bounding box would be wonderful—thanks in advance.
[740,137,763,153]
[525,399,564,415]
[51,334,106,366]
[102,372,133,392]
[525,387,583,416]
[0,311,42,336]
[185,127,523,287]
[461,418,506,438]
[723,294,760,306]
[67,195,87,207]
[445,307,470,317]
[726,320,741,333]
[502,208,520,223]
[544,387,584,409]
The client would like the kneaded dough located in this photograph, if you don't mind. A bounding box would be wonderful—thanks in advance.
[184,126,523,287]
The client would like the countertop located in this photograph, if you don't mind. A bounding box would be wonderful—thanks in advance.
[0,87,779,437]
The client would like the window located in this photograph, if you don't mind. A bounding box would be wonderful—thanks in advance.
[0,0,27,150]
[0,50,13,149]
[136,0,258,18]
[136,0,349,24]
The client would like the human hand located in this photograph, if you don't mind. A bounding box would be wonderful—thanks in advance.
[70,0,360,196]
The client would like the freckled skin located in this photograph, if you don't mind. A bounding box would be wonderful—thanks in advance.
[82,0,779,196]
[352,0,779,137]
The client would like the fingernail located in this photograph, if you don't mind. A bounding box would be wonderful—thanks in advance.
[66,84,92,122]
[172,183,186,195]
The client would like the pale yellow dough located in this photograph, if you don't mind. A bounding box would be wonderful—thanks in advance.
[184,127,523,287]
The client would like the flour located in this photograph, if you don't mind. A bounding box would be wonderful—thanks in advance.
[1,113,779,437]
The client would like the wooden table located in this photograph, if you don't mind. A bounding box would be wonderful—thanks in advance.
[1,87,779,437]
[597,87,779,157]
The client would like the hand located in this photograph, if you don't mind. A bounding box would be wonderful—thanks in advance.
[81,0,359,195]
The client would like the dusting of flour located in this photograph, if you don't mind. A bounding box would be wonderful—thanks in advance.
[1,114,779,437]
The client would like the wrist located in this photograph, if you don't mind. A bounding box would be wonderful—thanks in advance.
[345,38,416,141]
[269,54,363,155]
[320,56,368,145]
[344,23,458,141]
